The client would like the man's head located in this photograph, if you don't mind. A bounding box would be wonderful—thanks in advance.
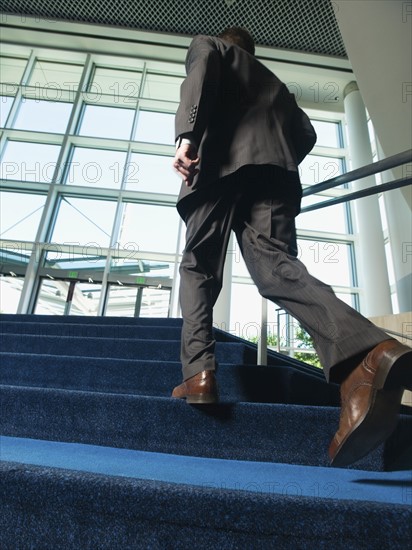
[218,27,255,55]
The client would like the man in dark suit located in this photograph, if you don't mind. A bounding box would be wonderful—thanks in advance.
[172,27,411,467]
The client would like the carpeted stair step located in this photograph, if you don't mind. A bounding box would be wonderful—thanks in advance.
[0,313,326,379]
[0,315,412,550]
[1,457,410,549]
[0,352,339,405]
[2,383,410,471]
[0,333,250,363]
[4,435,411,505]
[0,321,182,340]
[0,313,183,326]
[1,313,411,548]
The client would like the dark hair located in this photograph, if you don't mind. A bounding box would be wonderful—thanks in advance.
[218,27,255,55]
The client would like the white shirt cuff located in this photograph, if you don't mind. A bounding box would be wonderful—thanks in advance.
[176,137,195,150]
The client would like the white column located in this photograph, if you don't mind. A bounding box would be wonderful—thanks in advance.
[377,140,412,312]
[344,82,392,316]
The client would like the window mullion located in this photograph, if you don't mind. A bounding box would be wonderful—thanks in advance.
[1,50,36,140]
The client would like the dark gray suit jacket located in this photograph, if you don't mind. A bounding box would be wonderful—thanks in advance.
[175,35,317,216]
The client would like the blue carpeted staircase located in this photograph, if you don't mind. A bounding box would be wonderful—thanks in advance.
[1,313,411,549]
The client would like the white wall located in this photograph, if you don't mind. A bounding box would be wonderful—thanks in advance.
[335,0,412,200]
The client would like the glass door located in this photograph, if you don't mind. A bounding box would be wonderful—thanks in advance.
[34,278,102,316]
[105,283,171,317]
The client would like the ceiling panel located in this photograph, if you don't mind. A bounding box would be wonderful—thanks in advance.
[0,0,347,58]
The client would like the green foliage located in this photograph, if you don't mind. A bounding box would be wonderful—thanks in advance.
[293,326,322,369]
[249,334,278,347]
[248,326,322,369]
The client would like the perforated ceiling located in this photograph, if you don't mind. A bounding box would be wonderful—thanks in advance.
[0,0,347,58]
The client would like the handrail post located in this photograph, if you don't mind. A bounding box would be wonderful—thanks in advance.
[257,297,268,365]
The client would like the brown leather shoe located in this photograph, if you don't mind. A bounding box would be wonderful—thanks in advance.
[329,339,412,468]
[172,370,219,404]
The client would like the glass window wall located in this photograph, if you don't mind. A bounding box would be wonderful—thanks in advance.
[297,197,348,233]
[65,147,128,189]
[0,41,360,321]
[14,99,73,134]
[297,238,354,287]
[27,60,84,92]
[0,55,27,87]
[0,275,25,313]
[134,111,175,144]
[142,72,183,102]
[34,278,102,316]
[0,96,14,126]
[50,197,117,248]
[300,155,345,187]
[1,141,62,183]
[311,120,341,148]
[118,203,179,253]
[88,66,143,98]
[0,191,47,241]
[78,105,135,140]
[125,153,180,194]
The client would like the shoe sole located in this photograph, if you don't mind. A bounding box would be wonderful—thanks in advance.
[186,393,219,405]
[375,346,412,390]
[330,386,403,468]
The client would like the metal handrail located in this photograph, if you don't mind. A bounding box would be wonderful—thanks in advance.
[258,149,412,365]
[302,148,412,197]
[376,327,412,341]
[301,175,411,213]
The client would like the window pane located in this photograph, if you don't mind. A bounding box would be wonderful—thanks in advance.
[336,292,357,308]
[34,279,101,316]
[28,60,83,92]
[140,287,171,317]
[0,96,14,126]
[66,147,127,189]
[0,276,25,313]
[70,282,102,315]
[0,191,46,240]
[297,196,348,233]
[35,278,68,315]
[134,111,174,145]
[126,153,180,194]
[43,250,107,273]
[311,120,341,148]
[0,56,27,86]
[0,141,61,183]
[105,285,171,317]
[118,203,179,253]
[78,105,135,140]
[106,284,139,317]
[300,155,344,187]
[297,239,353,287]
[142,73,183,101]
[0,242,32,270]
[89,67,142,100]
[232,247,250,278]
[51,197,116,248]
[14,99,73,133]
[230,283,262,335]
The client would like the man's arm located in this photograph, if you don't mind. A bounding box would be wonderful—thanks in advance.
[173,36,221,185]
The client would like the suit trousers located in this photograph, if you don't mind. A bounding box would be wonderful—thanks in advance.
[178,165,388,383]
